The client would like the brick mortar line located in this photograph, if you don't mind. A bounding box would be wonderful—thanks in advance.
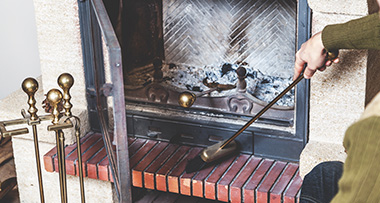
[241,158,265,203]
[282,168,300,200]
[213,155,240,201]
[164,147,192,193]
[228,155,254,202]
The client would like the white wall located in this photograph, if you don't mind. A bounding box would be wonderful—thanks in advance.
[0,0,41,99]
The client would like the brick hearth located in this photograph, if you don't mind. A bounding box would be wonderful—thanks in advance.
[43,134,302,202]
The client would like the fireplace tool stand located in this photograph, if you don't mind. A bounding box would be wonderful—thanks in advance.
[0,73,85,203]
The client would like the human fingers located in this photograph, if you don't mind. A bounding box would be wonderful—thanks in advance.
[325,60,332,66]
[294,53,306,80]
[303,66,317,79]
[332,58,340,64]
[318,67,326,71]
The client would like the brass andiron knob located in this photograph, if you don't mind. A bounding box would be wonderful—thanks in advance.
[178,79,237,108]
[22,78,39,121]
[178,91,197,108]
[178,87,219,108]
[58,73,74,117]
[46,89,63,124]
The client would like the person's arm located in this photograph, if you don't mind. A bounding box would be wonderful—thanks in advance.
[294,12,380,79]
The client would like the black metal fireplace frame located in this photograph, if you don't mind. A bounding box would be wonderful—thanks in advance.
[77,0,311,202]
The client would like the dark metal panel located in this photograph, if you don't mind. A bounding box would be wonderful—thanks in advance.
[78,0,132,202]
[295,0,311,146]
[78,0,102,132]
[253,134,304,162]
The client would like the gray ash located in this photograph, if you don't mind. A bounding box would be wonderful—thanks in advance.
[162,63,294,107]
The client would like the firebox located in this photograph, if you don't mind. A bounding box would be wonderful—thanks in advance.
[78,0,310,201]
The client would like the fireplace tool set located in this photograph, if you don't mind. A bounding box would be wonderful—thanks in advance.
[0,73,85,203]
[185,51,339,173]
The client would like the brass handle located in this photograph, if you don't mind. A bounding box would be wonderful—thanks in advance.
[58,73,74,117]
[21,78,39,121]
[46,89,63,124]
[327,50,339,61]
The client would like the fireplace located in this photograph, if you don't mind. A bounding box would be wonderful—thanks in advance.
[78,0,311,201]
[4,0,371,202]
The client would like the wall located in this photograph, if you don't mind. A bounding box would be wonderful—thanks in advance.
[300,0,375,177]
[0,0,41,99]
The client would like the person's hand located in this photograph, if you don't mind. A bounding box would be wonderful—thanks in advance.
[294,32,340,80]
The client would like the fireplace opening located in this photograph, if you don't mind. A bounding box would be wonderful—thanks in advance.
[115,0,297,119]
[78,0,311,201]
[83,0,311,166]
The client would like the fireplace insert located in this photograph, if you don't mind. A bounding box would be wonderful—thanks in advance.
[77,0,311,201]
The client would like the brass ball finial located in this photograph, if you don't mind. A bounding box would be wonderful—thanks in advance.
[46,89,63,124]
[22,78,39,120]
[57,73,74,90]
[57,73,74,116]
[178,92,196,108]
[47,89,63,105]
[22,78,39,96]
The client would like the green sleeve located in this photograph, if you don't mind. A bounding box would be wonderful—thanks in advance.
[331,116,380,203]
[322,13,380,51]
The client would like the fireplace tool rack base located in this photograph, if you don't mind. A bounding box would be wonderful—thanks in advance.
[44,133,302,203]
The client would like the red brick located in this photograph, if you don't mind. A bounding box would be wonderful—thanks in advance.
[283,171,302,203]
[156,146,191,191]
[128,137,136,146]
[54,142,78,173]
[129,140,157,168]
[230,157,262,203]
[87,147,107,179]
[43,147,57,172]
[128,138,147,157]
[192,165,216,198]
[75,138,104,176]
[243,159,274,203]
[256,161,287,203]
[179,171,196,196]
[217,154,250,202]
[132,142,169,187]
[270,163,298,203]
[168,147,203,194]
[204,155,237,200]
[98,156,110,181]
[144,144,179,190]
[63,134,100,175]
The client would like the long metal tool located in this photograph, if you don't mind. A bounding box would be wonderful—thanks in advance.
[58,73,86,203]
[46,89,67,203]
[220,74,304,149]
[186,51,339,173]
[0,73,85,203]
[220,51,339,149]
[21,78,45,203]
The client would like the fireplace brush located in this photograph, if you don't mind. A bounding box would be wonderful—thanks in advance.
[185,51,339,173]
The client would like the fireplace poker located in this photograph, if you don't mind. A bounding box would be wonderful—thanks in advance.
[185,51,339,173]
[21,78,45,203]
[58,73,86,203]
[46,89,68,203]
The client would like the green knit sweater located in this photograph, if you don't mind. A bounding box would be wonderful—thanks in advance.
[331,116,380,203]
[322,12,380,51]
[319,13,380,202]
